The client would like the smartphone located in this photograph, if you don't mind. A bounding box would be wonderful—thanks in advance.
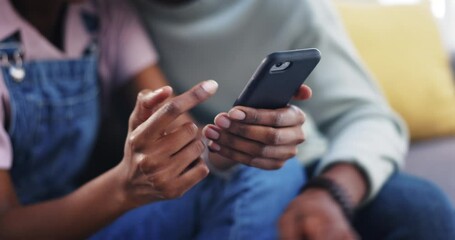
[234,48,321,109]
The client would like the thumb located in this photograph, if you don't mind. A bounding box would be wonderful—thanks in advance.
[293,84,312,100]
[129,86,173,131]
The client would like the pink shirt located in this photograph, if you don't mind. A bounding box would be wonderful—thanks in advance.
[0,0,158,169]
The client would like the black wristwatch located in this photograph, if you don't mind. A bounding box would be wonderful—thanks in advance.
[300,177,355,221]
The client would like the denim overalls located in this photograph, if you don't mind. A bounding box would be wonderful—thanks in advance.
[0,12,100,204]
[1,6,305,239]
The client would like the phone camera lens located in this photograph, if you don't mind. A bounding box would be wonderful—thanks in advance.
[270,61,291,72]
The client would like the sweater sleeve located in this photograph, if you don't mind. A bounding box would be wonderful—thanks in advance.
[293,0,408,202]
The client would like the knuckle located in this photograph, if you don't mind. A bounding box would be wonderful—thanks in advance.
[200,164,210,177]
[271,161,285,170]
[194,140,206,155]
[135,90,153,106]
[135,154,146,166]
[139,89,152,97]
[293,107,306,124]
[127,134,139,150]
[266,128,281,145]
[142,157,160,172]
[136,90,147,101]
[286,147,298,159]
[184,123,198,138]
[296,131,305,144]
[230,123,248,136]
[259,145,271,157]
[134,153,146,165]
[163,101,182,117]
[250,110,260,123]
[191,85,209,102]
[273,112,284,126]
[195,160,210,178]
[150,175,167,190]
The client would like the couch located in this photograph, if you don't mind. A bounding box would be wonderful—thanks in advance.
[406,135,455,201]
[335,2,455,201]
[405,53,455,201]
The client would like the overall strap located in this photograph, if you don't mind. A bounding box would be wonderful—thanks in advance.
[80,1,100,56]
[2,1,103,204]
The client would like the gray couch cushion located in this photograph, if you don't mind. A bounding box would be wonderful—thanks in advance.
[405,137,455,202]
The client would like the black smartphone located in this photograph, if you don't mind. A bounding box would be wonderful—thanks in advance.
[234,48,321,109]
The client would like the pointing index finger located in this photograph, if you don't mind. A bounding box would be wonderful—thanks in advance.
[135,80,218,138]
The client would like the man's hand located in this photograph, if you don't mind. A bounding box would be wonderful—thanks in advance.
[278,189,358,240]
[119,80,218,208]
[202,84,311,170]
[278,163,367,240]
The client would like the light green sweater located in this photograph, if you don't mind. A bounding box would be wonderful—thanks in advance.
[134,0,408,201]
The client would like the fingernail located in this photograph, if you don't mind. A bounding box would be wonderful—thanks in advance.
[205,127,220,140]
[208,141,221,151]
[228,109,246,120]
[215,115,231,129]
[201,80,218,94]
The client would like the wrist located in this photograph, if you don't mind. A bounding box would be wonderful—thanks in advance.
[109,162,133,212]
[321,163,368,206]
[301,177,355,221]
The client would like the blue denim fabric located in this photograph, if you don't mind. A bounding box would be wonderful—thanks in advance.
[354,172,455,240]
[91,158,305,240]
[0,42,100,204]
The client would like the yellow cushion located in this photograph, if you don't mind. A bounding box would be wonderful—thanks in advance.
[336,2,455,140]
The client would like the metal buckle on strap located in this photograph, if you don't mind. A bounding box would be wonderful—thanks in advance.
[0,48,26,82]
[9,51,25,82]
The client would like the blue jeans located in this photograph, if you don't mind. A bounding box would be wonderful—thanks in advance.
[354,172,455,240]
[91,158,304,240]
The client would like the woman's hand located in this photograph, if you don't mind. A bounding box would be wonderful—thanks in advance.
[119,80,218,208]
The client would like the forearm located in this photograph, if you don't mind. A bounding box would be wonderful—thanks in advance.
[0,165,129,240]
